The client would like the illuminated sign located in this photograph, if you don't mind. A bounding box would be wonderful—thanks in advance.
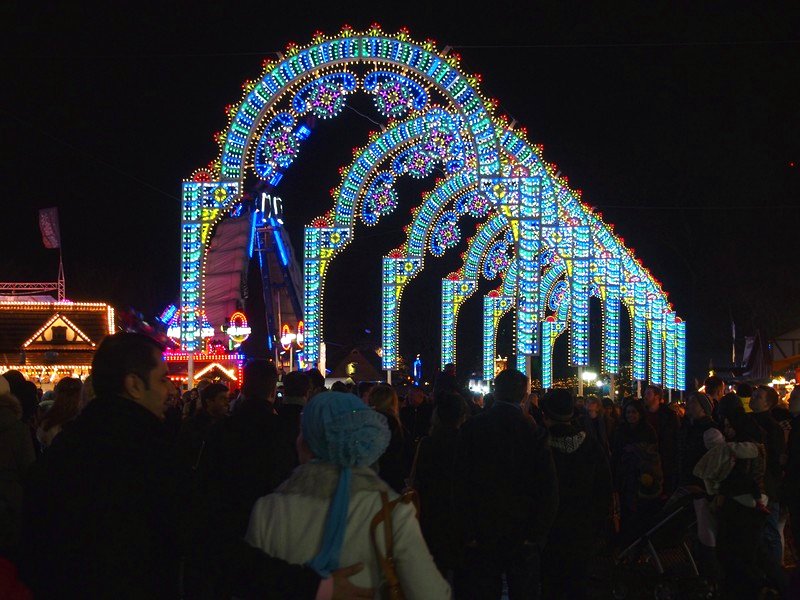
[226,311,251,346]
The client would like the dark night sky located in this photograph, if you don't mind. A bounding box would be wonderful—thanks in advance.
[3,3,799,384]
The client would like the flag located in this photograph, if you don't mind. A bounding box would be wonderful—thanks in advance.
[39,207,61,249]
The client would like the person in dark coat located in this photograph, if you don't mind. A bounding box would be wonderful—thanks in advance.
[677,392,720,579]
[399,385,433,464]
[713,393,780,599]
[0,376,35,558]
[276,370,310,444]
[18,333,335,600]
[200,360,298,544]
[453,369,558,600]
[643,384,680,495]
[678,392,719,487]
[412,391,468,574]
[611,399,664,535]
[175,382,229,473]
[749,385,787,568]
[582,395,610,455]
[540,389,612,599]
[784,388,800,563]
[366,384,406,493]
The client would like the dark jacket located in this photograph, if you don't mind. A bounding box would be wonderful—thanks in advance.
[581,413,610,454]
[0,396,35,554]
[414,427,461,570]
[678,415,719,487]
[20,395,318,599]
[611,420,663,513]
[400,402,433,455]
[377,412,406,493]
[454,401,558,550]
[645,405,680,494]
[545,422,612,557]
[751,411,786,502]
[175,411,218,473]
[782,415,800,503]
[201,398,297,540]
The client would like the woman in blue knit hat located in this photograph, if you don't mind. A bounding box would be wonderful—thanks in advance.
[245,391,450,599]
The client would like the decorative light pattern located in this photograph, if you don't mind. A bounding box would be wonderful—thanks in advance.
[254,113,301,178]
[676,319,686,391]
[664,311,677,390]
[362,172,398,225]
[292,72,357,119]
[363,70,428,118]
[181,26,685,388]
[430,211,461,256]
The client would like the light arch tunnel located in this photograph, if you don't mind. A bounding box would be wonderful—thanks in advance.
[178,26,685,391]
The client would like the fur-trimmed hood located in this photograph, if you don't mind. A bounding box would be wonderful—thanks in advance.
[549,430,587,454]
[276,461,391,499]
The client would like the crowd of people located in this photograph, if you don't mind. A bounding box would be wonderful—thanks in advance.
[1,332,799,598]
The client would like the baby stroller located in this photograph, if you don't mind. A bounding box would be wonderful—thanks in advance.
[611,486,716,599]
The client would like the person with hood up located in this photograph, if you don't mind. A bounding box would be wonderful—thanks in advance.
[540,389,612,599]
[246,391,450,599]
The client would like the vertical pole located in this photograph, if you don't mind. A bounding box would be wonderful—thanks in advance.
[610,373,616,399]
[57,252,65,301]
[525,354,533,391]
[578,366,584,397]
[319,342,326,377]
[187,352,195,391]
[636,380,642,398]
[289,344,294,373]
[668,388,673,403]
[386,369,392,385]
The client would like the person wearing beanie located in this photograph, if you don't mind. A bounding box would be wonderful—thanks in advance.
[453,369,558,599]
[540,389,612,599]
[784,388,800,572]
[246,391,450,599]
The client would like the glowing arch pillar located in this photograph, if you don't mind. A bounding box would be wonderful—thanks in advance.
[303,226,351,366]
[600,258,622,375]
[441,278,476,368]
[381,257,422,370]
[179,180,240,351]
[648,297,667,386]
[676,318,686,391]
[483,293,514,379]
[664,311,677,390]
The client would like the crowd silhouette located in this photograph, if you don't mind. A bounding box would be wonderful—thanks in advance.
[1,332,799,598]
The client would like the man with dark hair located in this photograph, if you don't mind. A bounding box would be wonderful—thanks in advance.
[703,374,725,424]
[201,360,296,547]
[400,386,433,462]
[540,389,612,598]
[306,367,326,398]
[175,382,230,472]
[643,384,680,495]
[277,370,310,442]
[453,369,558,599]
[20,333,366,599]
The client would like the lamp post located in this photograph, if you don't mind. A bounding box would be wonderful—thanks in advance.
[579,369,597,397]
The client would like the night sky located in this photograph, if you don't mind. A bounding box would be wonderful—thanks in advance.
[3,3,798,384]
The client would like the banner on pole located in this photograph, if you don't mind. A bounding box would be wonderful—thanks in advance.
[38,207,61,249]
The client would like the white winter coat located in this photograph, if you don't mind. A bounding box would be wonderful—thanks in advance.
[245,462,451,600]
